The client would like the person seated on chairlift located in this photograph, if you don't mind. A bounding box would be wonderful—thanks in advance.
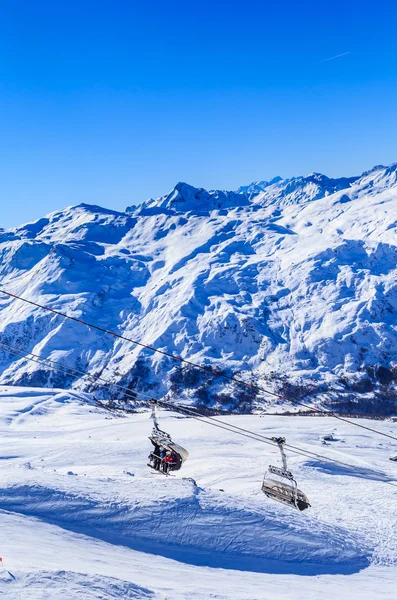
[150,441,162,471]
[162,450,175,474]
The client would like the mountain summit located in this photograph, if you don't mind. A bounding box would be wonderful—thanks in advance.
[130,181,249,215]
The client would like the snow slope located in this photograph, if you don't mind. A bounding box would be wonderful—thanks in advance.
[0,388,396,599]
[0,164,397,411]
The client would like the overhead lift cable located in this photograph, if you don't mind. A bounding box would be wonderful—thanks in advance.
[1,340,395,482]
[0,340,153,406]
[156,397,397,471]
[1,288,396,443]
[0,341,153,404]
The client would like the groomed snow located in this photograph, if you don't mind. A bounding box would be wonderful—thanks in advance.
[0,387,396,598]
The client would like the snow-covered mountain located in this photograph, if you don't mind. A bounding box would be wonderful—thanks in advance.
[1,163,397,413]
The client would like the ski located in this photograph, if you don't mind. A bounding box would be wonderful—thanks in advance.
[147,464,175,477]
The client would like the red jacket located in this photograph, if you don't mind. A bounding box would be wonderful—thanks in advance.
[162,454,174,463]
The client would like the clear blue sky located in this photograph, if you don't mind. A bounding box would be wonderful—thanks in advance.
[1,0,396,227]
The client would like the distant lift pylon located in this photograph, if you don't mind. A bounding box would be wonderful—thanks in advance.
[148,402,189,472]
[262,437,310,511]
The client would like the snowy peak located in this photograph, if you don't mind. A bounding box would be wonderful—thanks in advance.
[354,163,397,193]
[131,181,249,215]
[240,172,359,209]
[237,176,283,195]
[4,203,135,246]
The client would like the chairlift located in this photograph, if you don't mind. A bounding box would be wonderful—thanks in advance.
[262,437,310,511]
[148,401,189,472]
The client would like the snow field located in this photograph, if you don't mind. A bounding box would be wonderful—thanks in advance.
[0,387,396,598]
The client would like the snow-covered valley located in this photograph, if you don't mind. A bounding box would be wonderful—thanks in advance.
[0,387,396,599]
[1,163,397,412]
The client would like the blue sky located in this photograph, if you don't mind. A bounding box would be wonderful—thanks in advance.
[0,0,396,227]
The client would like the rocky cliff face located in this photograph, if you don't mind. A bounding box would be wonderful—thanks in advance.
[1,164,397,413]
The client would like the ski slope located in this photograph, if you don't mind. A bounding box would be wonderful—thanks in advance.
[0,388,396,598]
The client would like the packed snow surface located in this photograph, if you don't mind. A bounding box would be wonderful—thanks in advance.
[0,164,397,410]
[0,388,396,598]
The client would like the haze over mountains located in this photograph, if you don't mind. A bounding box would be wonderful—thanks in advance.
[1,163,397,413]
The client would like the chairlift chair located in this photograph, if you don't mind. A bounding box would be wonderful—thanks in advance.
[262,437,310,511]
[148,402,189,472]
